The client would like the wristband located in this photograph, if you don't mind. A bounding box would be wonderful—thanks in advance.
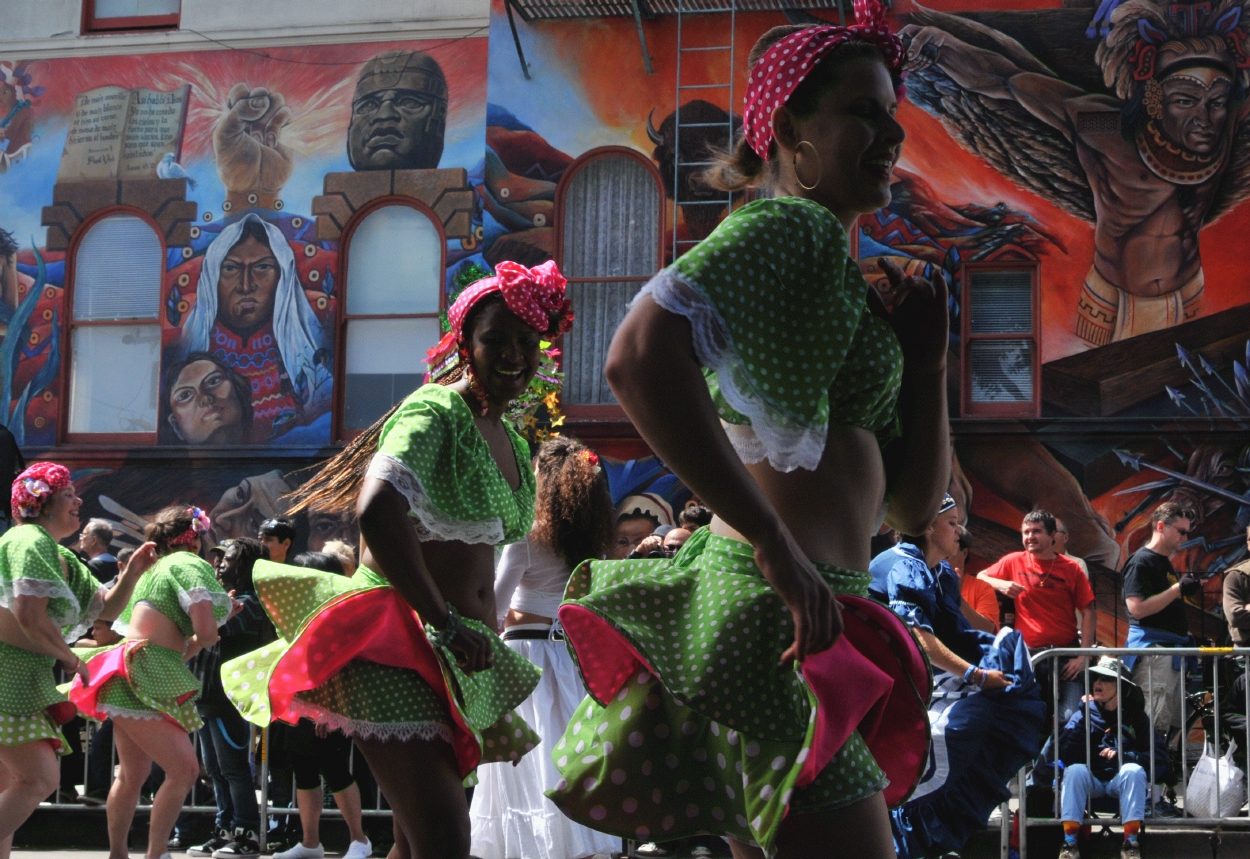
[427,605,462,649]
[963,665,977,684]
[975,669,986,688]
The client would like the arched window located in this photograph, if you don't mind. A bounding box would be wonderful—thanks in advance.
[340,202,445,433]
[557,148,663,408]
[66,212,163,437]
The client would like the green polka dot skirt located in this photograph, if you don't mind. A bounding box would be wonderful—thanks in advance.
[0,641,74,755]
[547,529,889,852]
[74,641,203,732]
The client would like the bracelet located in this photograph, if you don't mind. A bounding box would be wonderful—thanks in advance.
[974,669,986,688]
[963,665,977,684]
[427,605,462,649]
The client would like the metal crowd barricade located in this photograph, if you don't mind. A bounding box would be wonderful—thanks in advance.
[39,718,396,849]
[1008,646,1250,859]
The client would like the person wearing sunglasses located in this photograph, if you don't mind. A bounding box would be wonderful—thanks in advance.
[1122,500,1201,733]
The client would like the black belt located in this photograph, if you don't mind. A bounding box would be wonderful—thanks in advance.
[503,627,564,641]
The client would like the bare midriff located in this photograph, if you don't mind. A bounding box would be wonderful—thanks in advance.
[709,425,886,572]
[504,609,552,629]
[128,602,191,652]
[0,606,44,652]
[361,538,498,628]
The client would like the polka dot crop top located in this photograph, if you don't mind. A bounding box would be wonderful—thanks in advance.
[0,523,106,644]
[639,197,903,473]
[114,552,231,638]
[365,384,536,546]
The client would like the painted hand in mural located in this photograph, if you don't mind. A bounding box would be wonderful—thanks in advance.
[213,83,294,197]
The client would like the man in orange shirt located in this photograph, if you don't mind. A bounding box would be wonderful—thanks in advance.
[979,510,1097,728]
[952,530,999,632]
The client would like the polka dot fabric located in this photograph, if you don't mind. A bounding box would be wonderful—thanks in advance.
[743,0,905,159]
[549,530,890,852]
[660,197,903,468]
[0,641,74,755]
[74,641,203,731]
[448,260,574,339]
[222,563,542,776]
[115,552,230,637]
[371,384,536,545]
[0,524,105,641]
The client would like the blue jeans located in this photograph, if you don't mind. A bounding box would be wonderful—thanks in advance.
[200,711,260,832]
[1061,763,1147,824]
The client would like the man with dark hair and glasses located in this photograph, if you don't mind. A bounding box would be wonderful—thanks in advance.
[1122,501,1200,732]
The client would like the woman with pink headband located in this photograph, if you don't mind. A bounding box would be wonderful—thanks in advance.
[0,463,154,859]
[69,505,233,859]
[548,2,948,857]
[223,261,573,859]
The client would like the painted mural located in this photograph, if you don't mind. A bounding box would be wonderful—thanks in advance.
[485,0,1250,638]
[0,36,489,448]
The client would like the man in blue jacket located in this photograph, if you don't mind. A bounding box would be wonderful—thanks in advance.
[1058,656,1166,859]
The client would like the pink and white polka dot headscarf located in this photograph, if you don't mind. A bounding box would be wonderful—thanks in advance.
[448,260,574,339]
[743,0,906,159]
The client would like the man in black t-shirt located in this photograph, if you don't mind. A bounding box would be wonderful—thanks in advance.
[1122,501,1200,731]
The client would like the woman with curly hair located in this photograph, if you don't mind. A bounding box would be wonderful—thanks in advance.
[221,261,574,859]
[470,436,618,859]
[69,506,234,859]
[0,464,155,859]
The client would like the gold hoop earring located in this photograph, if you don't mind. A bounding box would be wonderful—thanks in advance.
[794,140,822,191]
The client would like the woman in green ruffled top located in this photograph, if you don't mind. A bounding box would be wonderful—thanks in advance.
[0,462,154,859]
[224,260,574,859]
[69,505,234,859]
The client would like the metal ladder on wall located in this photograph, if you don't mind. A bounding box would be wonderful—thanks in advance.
[671,0,737,262]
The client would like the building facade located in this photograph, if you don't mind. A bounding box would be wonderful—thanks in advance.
[1,0,1245,640]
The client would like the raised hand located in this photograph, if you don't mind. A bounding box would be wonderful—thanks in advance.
[213,83,294,197]
[875,257,950,375]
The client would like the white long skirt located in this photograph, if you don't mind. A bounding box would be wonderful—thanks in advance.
[469,632,620,859]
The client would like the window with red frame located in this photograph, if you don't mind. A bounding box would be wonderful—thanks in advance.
[339,202,445,433]
[961,264,1041,418]
[66,213,164,438]
[557,149,663,410]
[84,0,180,33]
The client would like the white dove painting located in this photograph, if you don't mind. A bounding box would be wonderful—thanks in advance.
[156,151,196,188]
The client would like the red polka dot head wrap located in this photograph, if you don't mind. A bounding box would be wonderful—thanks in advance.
[448,260,574,342]
[12,462,71,520]
[743,0,906,160]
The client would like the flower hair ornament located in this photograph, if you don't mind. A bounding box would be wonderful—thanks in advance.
[170,507,213,548]
[580,449,602,475]
[11,462,71,520]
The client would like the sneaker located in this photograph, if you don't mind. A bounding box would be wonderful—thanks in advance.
[691,848,713,859]
[1121,842,1141,859]
[342,839,371,859]
[1059,842,1080,859]
[274,844,325,859]
[214,829,261,859]
[168,834,192,851]
[191,830,232,857]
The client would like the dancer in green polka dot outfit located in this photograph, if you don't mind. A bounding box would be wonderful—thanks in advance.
[548,5,952,857]
[69,505,233,859]
[0,463,155,857]
[225,260,574,859]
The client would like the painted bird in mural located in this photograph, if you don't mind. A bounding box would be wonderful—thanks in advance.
[899,1,1250,347]
[157,152,197,188]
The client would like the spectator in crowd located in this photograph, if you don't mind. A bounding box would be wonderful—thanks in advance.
[1222,525,1250,645]
[272,551,372,859]
[678,505,712,530]
[78,518,119,583]
[951,531,999,632]
[883,495,1044,859]
[320,540,357,576]
[1054,518,1090,580]
[979,510,1096,727]
[189,538,272,859]
[1056,657,1163,859]
[661,527,692,556]
[611,507,662,560]
[1121,501,1200,733]
[258,517,296,564]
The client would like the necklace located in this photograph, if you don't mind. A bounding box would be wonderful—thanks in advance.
[1029,554,1058,589]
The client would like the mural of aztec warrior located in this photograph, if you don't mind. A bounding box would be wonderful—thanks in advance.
[901,0,1250,345]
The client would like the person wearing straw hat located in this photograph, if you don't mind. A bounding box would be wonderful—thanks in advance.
[1057,656,1162,859]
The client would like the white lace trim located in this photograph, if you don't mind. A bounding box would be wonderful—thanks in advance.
[637,269,828,473]
[98,704,167,721]
[2,577,91,642]
[287,696,454,744]
[176,586,233,626]
[63,586,108,644]
[366,453,506,545]
[111,618,131,637]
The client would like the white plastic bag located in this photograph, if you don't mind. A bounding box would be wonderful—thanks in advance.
[1186,738,1247,819]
